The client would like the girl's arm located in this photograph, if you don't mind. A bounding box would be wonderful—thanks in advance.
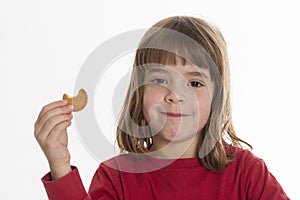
[41,164,119,200]
[35,100,119,199]
[42,166,90,199]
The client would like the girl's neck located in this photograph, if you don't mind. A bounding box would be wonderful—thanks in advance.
[149,134,199,159]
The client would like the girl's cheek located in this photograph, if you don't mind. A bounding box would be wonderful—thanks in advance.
[143,86,163,103]
[143,86,165,122]
[142,87,155,120]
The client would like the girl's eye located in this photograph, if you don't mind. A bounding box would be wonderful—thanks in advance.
[151,78,167,84]
[188,81,203,88]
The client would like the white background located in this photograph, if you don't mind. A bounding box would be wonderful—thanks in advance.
[1,0,299,199]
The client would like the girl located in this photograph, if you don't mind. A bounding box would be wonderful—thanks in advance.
[34,16,290,199]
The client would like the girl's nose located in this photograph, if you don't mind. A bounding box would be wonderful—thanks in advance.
[165,91,186,104]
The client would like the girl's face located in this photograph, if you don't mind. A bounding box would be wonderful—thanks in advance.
[142,61,212,145]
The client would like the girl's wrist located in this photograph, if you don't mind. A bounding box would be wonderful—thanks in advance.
[49,164,72,180]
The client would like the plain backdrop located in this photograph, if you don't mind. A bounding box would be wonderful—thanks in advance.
[1,0,299,199]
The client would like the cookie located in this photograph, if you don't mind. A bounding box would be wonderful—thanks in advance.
[63,88,88,112]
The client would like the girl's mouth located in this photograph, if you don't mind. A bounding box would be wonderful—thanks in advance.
[160,112,190,118]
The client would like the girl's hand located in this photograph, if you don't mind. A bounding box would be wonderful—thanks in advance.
[34,100,73,180]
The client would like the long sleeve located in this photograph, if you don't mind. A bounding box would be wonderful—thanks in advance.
[41,165,120,200]
[42,166,90,200]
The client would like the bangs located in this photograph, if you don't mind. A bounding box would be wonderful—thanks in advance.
[139,48,187,66]
[135,27,212,70]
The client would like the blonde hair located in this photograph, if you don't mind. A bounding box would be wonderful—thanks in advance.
[116,16,251,172]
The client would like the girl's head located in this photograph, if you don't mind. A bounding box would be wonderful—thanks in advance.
[117,16,250,172]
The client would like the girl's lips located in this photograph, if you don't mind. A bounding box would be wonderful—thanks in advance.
[160,112,190,118]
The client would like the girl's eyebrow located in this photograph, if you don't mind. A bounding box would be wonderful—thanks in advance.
[146,67,170,74]
[185,71,210,79]
[146,67,209,79]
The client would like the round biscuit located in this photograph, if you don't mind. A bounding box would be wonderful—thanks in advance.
[62,88,88,112]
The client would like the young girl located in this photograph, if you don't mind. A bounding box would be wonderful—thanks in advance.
[34,16,290,199]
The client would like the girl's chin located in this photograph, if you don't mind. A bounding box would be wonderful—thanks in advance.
[154,130,198,143]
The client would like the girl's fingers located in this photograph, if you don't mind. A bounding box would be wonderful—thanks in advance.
[35,100,68,125]
[46,121,72,143]
[35,113,73,141]
[35,105,73,134]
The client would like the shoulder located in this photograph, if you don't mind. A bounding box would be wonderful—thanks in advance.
[225,145,262,167]
[224,145,268,176]
[91,155,132,189]
[99,153,146,173]
[229,147,271,179]
[225,146,290,199]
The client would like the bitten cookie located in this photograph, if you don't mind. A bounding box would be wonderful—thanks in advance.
[63,88,88,112]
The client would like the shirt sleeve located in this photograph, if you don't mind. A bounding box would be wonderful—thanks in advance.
[41,165,120,200]
[243,153,290,200]
[41,166,91,200]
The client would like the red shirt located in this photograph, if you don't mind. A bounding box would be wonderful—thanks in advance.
[42,147,289,199]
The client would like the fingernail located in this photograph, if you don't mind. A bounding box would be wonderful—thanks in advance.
[62,100,68,104]
[68,105,73,110]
